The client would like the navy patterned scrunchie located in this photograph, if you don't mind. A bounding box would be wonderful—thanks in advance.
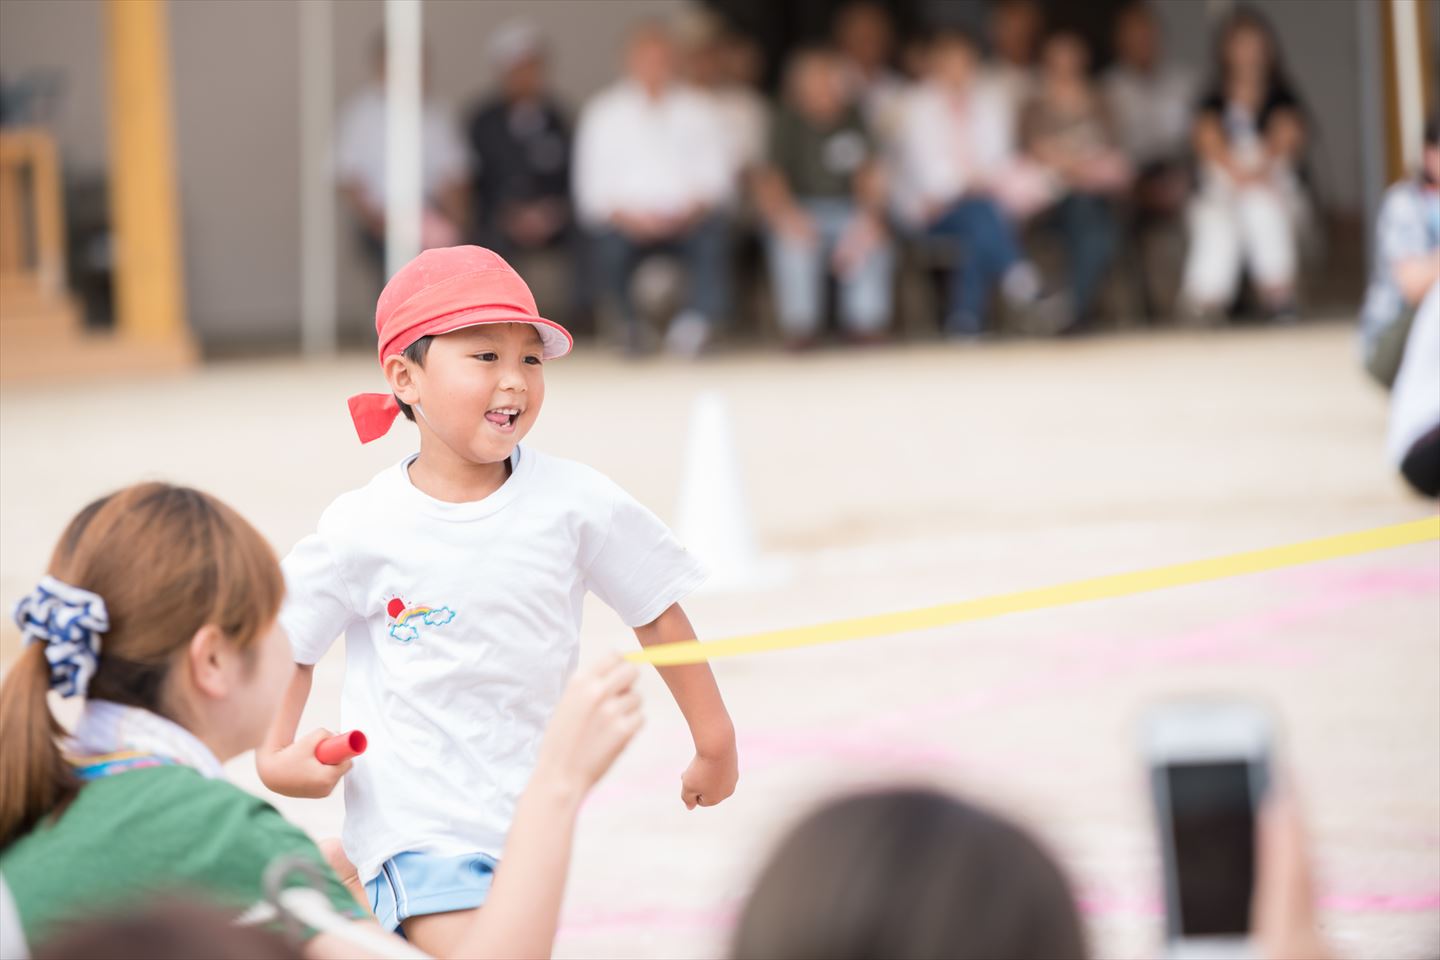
[13,576,110,698]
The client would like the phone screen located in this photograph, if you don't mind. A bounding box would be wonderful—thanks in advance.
[1164,760,1257,936]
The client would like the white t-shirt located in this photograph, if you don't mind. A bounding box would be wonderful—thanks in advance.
[280,446,707,883]
[891,82,1014,227]
[572,80,733,225]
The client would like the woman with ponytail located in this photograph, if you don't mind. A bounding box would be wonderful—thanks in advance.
[0,483,644,959]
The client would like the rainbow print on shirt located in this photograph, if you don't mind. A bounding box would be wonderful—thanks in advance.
[385,596,456,644]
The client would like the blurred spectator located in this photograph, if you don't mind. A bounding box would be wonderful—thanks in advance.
[1181,8,1307,322]
[574,21,732,356]
[681,19,767,188]
[1360,115,1440,388]
[755,48,893,348]
[892,30,1039,336]
[1103,1,1196,320]
[714,33,770,182]
[465,22,572,261]
[1389,283,1440,498]
[731,789,1086,960]
[336,36,467,282]
[899,35,931,82]
[1103,3,1194,206]
[983,0,1044,131]
[1020,31,1130,330]
[832,2,908,146]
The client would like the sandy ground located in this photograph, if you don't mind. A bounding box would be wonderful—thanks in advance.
[1,323,1436,959]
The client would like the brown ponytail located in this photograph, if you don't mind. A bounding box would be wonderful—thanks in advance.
[0,483,284,847]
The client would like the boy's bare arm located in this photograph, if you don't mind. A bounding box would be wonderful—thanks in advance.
[633,603,738,809]
[256,662,352,799]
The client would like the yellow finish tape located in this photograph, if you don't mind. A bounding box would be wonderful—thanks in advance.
[629,516,1440,667]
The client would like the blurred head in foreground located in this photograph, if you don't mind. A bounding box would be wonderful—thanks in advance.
[731,788,1086,960]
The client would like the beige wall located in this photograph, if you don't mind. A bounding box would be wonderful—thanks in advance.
[0,0,108,176]
[169,0,303,347]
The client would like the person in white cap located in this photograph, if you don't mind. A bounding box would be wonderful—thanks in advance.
[466,21,573,263]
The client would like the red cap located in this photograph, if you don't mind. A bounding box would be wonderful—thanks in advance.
[347,246,573,443]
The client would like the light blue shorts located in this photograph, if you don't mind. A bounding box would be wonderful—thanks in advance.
[364,851,498,933]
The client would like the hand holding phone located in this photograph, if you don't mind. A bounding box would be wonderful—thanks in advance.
[1253,788,1332,960]
[1145,701,1271,959]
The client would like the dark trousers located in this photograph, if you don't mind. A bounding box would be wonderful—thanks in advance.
[1039,192,1117,321]
[1401,425,1440,498]
[592,214,730,334]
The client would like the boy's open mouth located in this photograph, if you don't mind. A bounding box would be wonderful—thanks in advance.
[485,407,521,432]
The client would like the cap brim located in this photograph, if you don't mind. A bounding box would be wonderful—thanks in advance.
[428,309,574,360]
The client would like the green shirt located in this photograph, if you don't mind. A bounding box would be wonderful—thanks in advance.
[1,765,365,947]
[769,104,873,199]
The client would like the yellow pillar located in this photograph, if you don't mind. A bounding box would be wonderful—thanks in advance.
[105,0,189,346]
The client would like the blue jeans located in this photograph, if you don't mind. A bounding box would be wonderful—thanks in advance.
[765,198,894,338]
[1042,192,1117,321]
[592,214,730,335]
[927,196,1021,333]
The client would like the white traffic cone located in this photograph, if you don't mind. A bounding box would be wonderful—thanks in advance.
[675,391,765,590]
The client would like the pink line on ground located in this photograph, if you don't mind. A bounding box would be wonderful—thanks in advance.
[1076,889,1440,917]
[558,903,739,938]
[1274,565,1440,594]
[1077,891,1162,916]
[1319,891,1440,913]
[556,887,1440,939]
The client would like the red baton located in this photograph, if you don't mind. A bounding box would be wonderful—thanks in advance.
[315,730,367,765]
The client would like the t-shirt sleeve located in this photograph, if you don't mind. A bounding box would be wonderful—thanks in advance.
[280,530,360,665]
[582,482,709,628]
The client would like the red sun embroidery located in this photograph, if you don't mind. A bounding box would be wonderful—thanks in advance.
[386,597,406,620]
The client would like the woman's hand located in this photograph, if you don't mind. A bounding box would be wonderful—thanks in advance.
[1253,786,1333,960]
[832,212,885,278]
[532,654,644,795]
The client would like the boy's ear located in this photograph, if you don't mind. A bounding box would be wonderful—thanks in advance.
[383,355,421,407]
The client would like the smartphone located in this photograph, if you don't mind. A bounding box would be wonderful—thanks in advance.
[1144,701,1272,960]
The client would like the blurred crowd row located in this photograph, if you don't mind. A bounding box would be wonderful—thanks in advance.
[342,1,1321,356]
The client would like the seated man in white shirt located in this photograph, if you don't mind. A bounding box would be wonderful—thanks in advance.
[574,21,734,357]
[892,29,1039,336]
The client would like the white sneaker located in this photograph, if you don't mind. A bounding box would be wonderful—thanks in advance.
[665,310,711,359]
[1001,261,1041,308]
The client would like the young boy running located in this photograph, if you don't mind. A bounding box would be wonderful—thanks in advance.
[258,246,737,955]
